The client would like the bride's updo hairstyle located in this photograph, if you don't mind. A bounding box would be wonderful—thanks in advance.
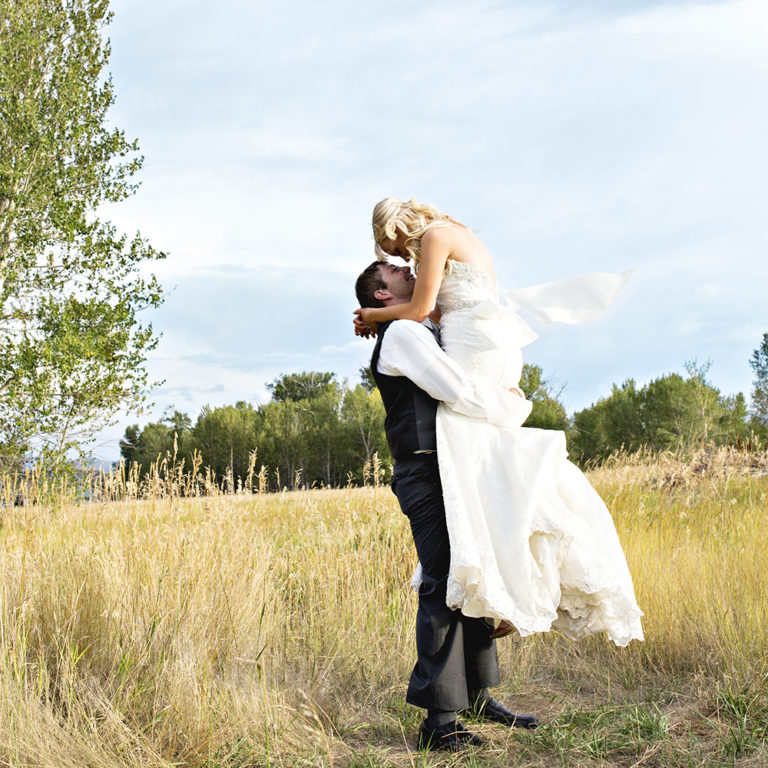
[372,197,459,263]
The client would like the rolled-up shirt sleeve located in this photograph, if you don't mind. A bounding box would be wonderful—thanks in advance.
[376,320,532,428]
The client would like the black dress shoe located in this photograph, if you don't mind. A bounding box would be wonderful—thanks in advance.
[417,719,486,752]
[462,697,539,729]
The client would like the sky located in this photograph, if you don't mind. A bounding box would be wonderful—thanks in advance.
[95,0,768,462]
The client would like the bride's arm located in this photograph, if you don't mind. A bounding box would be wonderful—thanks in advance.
[359,229,451,325]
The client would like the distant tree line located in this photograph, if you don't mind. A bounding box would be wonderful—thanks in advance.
[120,364,568,490]
[120,372,389,490]
[121,336,768,488]
[569,360,763,464]
[569,336,768,462]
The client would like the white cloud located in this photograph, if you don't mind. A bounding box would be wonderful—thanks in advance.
[95,0,768,457]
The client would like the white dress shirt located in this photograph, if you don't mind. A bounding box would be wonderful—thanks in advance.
[376,320,532,428]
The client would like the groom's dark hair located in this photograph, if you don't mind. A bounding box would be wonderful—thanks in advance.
[355,261,387,308]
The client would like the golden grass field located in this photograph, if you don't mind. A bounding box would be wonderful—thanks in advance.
[1,448,767,767]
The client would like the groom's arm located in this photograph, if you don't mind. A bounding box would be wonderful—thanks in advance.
[377,320,532,428]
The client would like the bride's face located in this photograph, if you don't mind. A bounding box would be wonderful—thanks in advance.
[379,229,410,261]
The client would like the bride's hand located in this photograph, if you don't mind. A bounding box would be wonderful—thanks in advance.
[353,308,378,338]
[508,386,525,398]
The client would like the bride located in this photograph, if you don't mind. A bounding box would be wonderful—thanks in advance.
[355,197,643,647]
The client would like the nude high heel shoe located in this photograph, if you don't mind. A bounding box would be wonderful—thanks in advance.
[489,620,514,639]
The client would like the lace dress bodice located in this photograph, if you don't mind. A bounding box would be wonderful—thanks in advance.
[437,260,499,314]
[436,260,523,390]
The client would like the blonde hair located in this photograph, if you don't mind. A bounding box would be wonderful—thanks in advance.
[372,197,463,263]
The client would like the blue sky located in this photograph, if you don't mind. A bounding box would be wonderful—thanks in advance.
[96,0,767,461]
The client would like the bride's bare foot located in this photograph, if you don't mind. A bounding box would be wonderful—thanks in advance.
[489,620,514,639]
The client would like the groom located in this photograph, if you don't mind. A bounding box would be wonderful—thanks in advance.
[354,261,539,752]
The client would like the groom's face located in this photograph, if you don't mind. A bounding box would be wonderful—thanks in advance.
[378,262,415,303]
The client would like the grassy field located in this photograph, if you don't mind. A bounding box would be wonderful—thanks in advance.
[1,450,767,767]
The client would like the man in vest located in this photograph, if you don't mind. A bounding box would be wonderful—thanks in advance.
[354,261,539,753]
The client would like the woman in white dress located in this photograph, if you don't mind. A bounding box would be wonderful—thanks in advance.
[355,197,643,647]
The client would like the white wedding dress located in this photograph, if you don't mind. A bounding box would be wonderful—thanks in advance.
[427,260,643,647]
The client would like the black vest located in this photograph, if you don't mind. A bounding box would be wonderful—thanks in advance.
[371,321,438,461]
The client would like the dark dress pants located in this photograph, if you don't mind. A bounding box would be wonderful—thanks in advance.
[392,454,500,711]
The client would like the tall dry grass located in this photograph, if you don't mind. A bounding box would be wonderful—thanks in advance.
[1,447,767,766]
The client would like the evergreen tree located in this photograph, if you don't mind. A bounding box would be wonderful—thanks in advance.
[519,364,569,431]
[570,379,644,463]
[749,333,768,433]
